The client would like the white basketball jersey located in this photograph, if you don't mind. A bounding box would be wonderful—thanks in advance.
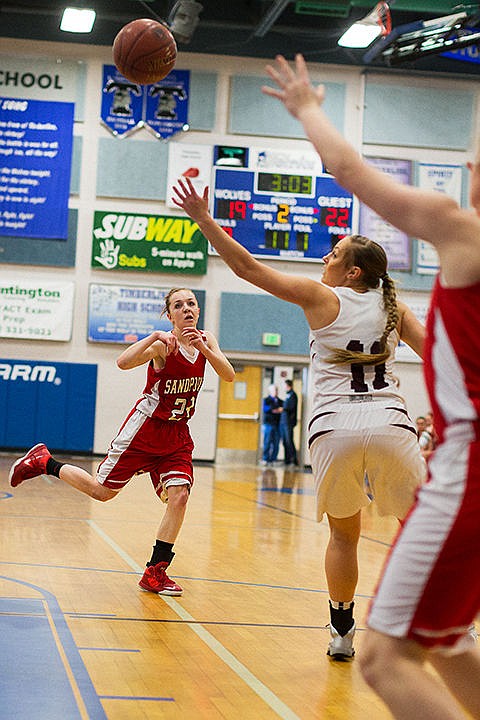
[309,286,404,412]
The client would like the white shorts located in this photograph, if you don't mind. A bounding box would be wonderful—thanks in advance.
[309,401,426,520]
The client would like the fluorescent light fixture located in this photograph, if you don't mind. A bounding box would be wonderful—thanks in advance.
[338,8,382,48]
[60,7,96,33]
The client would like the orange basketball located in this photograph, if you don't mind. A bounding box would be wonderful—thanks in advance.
[113,18,177,85]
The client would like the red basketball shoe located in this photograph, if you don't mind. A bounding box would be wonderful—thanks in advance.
[138,562,183,596]
[9,443,51,488]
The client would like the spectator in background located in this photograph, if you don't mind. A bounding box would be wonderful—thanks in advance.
[417,413,436,460]
[425,410,438,449]
[280,379,298,467]
[416,415,427,438]
[261,384,283,466]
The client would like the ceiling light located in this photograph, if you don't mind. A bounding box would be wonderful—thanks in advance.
[60,7,96,33]
[168,0,203,44]
[338,7,382,49]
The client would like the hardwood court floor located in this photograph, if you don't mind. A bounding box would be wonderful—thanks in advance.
[0,453,421,719]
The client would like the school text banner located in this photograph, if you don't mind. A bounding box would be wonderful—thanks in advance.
[0,97,74,239]
[88,283,206,344]
[91,210,208,275]
[0,278,74,340]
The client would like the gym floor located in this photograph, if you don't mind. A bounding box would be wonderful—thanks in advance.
[0,452,428,719]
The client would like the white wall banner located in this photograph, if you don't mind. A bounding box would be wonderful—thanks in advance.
[416,163,463,275]
[359,157,412,270]
[395,296,429,363]
[166,142,213,208]
[0,279,74,340]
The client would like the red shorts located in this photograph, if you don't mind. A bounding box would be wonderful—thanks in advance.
[368,428,480,653]
[96,409,194,501]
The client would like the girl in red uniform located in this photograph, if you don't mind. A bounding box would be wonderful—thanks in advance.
[263,53,480,719]
[9,287,235,596]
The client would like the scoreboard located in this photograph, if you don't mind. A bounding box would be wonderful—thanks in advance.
[212,146,354,261]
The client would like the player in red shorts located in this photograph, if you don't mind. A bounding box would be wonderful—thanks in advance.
[9,287,235,596]
[263,54,480,719]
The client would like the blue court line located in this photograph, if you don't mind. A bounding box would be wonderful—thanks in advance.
[260,486,315,495]
[0,577,107,720]
[0,491,13,499]
[71,616,361,631]
[78,647,140,652]
[0,561,376,597]
[98,695,174,702]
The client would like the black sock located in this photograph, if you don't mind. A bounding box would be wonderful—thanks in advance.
[329,600,355,636]
[147,540,174,567]
[46,457,64,478]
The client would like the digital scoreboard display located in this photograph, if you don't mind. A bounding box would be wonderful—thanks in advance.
[212,146,354,261]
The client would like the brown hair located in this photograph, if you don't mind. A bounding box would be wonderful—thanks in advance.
[327,235,399,366]
[161,287,198,318]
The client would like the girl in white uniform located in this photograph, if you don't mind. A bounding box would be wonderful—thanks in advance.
[262,52,480,718]
[172,179,426,661]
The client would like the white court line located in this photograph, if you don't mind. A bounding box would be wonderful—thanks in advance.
[88,520,301,720]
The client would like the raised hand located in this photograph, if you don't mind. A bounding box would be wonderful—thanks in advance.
[172,177,210,223]
[262,54,325,119]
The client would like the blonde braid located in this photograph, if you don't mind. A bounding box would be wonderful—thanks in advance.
[378,274,399,354]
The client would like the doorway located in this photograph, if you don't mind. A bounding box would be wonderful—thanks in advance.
[216,362,307,466]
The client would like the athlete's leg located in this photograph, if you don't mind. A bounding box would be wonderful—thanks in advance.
[429,646,480,718]
[9,443,118,501]
[58,463,117,501]
[325,511,361,601]
[139,483,189,596]
[155,484,189,543]
[325,511,361,659]
[361,630,470,720]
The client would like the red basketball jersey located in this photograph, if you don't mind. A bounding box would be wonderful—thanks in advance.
[424,276,480,443]
[135,345,206,423]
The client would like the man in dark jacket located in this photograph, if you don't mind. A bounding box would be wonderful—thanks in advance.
[280,379,298,467]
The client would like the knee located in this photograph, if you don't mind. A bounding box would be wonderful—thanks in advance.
[167,485,190,509]
[359,631,394,690]
[91,484,117,502]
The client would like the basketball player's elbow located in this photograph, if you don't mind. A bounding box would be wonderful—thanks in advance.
[223,366,235,383]
[116,356,137,371]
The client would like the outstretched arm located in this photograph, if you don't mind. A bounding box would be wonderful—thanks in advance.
[262,55,480,285]
[171,178,337,328]
[397,301,425,358]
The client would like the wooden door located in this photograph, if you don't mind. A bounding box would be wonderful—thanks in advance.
[216,365,262,464]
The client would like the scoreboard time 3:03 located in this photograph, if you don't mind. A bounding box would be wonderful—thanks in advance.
[212,146,354,261]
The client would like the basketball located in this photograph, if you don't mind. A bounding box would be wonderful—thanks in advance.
[113,18,177,85]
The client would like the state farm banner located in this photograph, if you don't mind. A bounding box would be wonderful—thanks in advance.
[0,278,74,340]
[91,210,208,274]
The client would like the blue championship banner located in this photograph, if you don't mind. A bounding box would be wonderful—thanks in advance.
[101,66,190,140]
[101,65,144,137]
[0,97,74,239]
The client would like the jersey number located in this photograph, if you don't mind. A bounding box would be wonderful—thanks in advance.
[347,340,388,393]
[169,396,196,421]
